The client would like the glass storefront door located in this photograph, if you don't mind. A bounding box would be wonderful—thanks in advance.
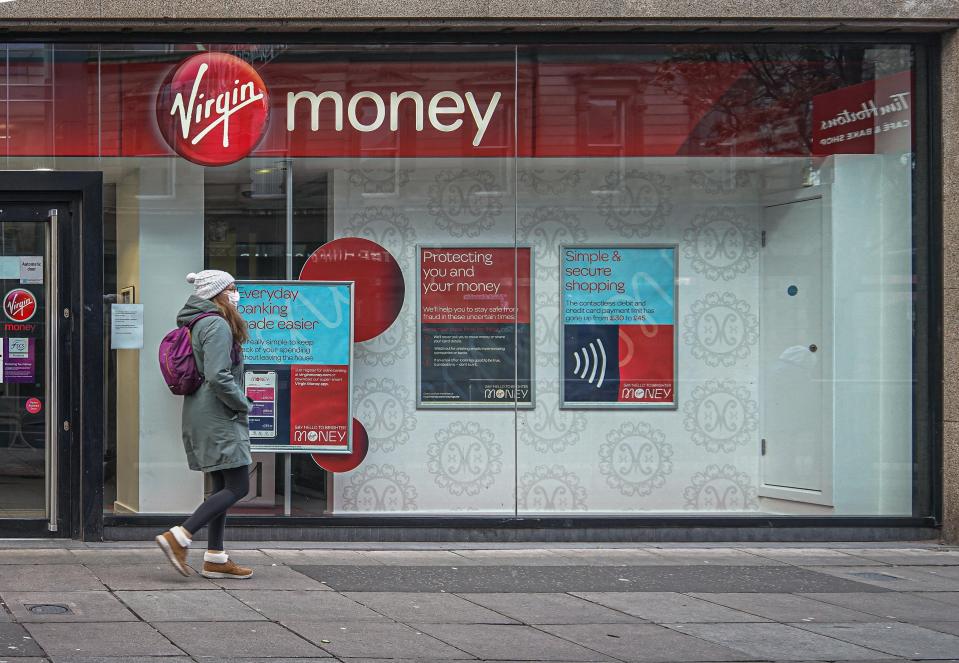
[0,205,53,525]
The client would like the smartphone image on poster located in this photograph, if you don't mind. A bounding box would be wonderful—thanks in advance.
[245,370,276,439]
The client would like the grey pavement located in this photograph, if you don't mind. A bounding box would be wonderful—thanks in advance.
[0,541,957,662]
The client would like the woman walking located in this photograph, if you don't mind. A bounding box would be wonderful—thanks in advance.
[156,270,254,579]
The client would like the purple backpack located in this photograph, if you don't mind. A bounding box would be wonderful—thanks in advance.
[158,312,220,395]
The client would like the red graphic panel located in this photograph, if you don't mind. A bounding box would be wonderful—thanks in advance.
[617,324,674,404]
[312,418,369,473]
[299,237,405,342]
[420,247,531,324]
[290,364,350,451]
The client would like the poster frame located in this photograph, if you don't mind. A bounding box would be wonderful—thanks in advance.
[415,243,536,411]
[558,243,679,411]
[237,279,355,455]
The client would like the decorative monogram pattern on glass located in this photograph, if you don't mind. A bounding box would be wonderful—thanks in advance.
[682,206,758,281]
[599,422,674,497]
[355,311,414,367]
[353,377,417,453]
[683,464,758,511]
[683,292,759,367]
[342,206,416,261]
[518,168,584,195]
[518,464,587,511]
[518,381,586,452]
[427,421,504,496]
[347,166,411,195]
[340,464,418,511]
[427,169,503,238]
[688,169,752,194]
[596,170,672,237]
[520,206,587,278]
[683,380,758,453]
[534,290,561,367]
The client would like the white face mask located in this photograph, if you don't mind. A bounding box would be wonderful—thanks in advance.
[226,290,240,308]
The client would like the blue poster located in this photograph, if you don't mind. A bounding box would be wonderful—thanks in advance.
[560,246,677,409]
[237,283,351,365]
[236,281,354,454]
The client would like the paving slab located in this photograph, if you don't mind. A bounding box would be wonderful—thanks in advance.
[912,591,959,608]
[808,566,959,591]
[914,621,959,637]
[0,549,78,565]
[49,658,192,662]
[0,591,138,622]
[795,622,959,659]
[284,621,473,659]
[0,565,105,592]
[25,622,184,657]
[646,549,782,566]
[800,591,959,621]
[0,622,46,656]
[261,550,379,565]
[83,564,217,591]
[291,565,888,594]
[687,592,890,623]
[668,622,888,660]
[458,592,643,624]
[72,548,273,566]
[538,623,754,661]
[362,551,471,566]
[548,548,667,566]
[344,591,518,624]
[736,548,884,567]
[230,589,389,622]
[571,592,767,623]
[152,621,328,658]
[115,589,265,621]
[449,549,573,566]
[205,564,332,590]
[412,623,615,661]
[841,548,959,566]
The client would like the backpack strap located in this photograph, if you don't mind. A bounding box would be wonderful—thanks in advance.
[186,311,220,330]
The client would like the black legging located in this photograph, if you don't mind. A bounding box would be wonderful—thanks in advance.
[182,465,250,551]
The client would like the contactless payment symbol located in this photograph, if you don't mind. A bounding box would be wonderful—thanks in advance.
[571,337,609,389]
[3,289,36,322]
[156,52,270,166]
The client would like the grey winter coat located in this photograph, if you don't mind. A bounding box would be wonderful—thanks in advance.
[177,296,252,473]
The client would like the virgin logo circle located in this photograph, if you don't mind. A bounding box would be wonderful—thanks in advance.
[3,289,37,322]
[156,52,270,167]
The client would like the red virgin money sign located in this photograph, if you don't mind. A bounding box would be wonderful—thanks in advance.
[156,52,271,166]
[812,70,912,156]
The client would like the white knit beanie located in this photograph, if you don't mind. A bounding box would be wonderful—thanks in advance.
[186,270,235,300]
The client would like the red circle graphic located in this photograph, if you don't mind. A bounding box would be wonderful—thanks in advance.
[3,289,37,322]
[156,52,270,167]
[299,237,405,343]
[25,398,42,414]
[312,418,369,473]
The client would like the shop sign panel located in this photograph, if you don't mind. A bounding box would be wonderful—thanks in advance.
[560,245,677,410]
[812,70,912,156]
[237,280,354,454]
[417,246,533,409]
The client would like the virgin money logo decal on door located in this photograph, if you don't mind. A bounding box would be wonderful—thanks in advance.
[3,289,37,322]
[156,52,270,166]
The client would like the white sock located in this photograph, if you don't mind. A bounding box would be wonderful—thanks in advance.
[204,551,228,564]
[170,526,192,547]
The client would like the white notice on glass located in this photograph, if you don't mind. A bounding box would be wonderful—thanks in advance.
[20,256,43,284]
[0,257,19,280]
[111,304,144,350]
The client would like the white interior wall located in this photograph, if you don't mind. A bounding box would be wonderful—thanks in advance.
[133,159,206,513]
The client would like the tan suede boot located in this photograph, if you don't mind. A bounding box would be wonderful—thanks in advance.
[155,529,191,577]
[201,558,253,579]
